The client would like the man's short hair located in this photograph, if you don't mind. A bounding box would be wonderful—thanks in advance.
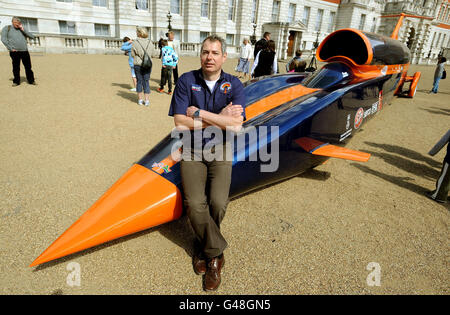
[263,32,271,39]
[295,49,302,57]
[12,17,20,22]
[161,39,168,46]
[201,34,227,55]
[123,36,130,42]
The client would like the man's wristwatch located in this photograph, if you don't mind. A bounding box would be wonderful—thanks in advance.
[193,109,201,119]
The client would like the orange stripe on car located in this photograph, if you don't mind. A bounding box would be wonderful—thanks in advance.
[245,84,319,120]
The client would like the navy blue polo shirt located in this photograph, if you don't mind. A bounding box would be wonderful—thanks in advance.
[168,69,246,120]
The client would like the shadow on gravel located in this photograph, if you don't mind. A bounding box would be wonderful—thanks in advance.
[364,142,441,169]
[417,89,450,95]
[116,90,137,103]
[111,82,133,89]
[362,150,440,181]
[351,163,449,209]
[419,106,450,116]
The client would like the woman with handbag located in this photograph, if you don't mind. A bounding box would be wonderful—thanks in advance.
[251,40,277,78]
[131,27,155,106]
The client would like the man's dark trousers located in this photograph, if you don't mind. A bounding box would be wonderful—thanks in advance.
[173,64,178,84]
[180,145,232,259]
[10,51,34,84]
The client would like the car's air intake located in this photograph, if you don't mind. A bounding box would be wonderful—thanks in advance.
[317,29,410,66]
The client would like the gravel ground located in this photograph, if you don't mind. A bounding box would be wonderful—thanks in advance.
[0,52,448,295]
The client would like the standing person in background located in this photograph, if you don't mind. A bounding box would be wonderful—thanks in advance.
[235,38,252,80]
[121,36,137,92]
[158,39,178,95]
[430,56,446,94]
[251,40,277,78]
[131,27,155,107]
[253,32,270,59]
[1,17,36,86]
[167,31,181,85]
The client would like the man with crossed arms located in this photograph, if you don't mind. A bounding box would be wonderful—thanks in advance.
[168,35,245,291]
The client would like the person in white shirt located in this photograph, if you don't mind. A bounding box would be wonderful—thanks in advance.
[235,38,252,80]
[167,31,181,85]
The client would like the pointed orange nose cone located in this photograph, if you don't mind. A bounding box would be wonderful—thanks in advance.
[30,164,183,267]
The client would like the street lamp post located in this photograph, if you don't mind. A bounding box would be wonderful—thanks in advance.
[167,11,172,32]
[313,31,320,50]
[250,23,257,45]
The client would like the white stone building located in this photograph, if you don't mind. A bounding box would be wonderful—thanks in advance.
[0,0,449,63]
[378,0,449,64]
[336,0,385,32]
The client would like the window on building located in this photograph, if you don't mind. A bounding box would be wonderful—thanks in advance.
[359,14,366,31]
[441,34,447,48]
[59,21,76,34]
[136,0,148,10]
[315,9,323,32]
[226,34,234,46]
[94,23,110,36]
[328,11,335,33]
[200,31,209,43]
[271,1,280,22]
[302,7,310,27]
[201,0,209,18]
[251,0,259,23]
[171,0,181,14]
[228,0,236,21]
[370,17,376,32]
[93,0,107,7]
[288,3,296,23]
[18,17,38,32]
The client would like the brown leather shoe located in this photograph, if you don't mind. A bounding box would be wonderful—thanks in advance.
[193,254,206,275]
[204,254,225,291]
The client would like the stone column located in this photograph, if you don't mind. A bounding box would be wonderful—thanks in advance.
[183,0,201,43]
[211,0,228,39]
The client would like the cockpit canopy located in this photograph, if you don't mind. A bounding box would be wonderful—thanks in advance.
[302,62,353,89]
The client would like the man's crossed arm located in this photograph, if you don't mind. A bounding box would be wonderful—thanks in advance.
[174,103,244,133]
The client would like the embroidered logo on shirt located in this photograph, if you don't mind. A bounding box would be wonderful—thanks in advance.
[220,82,231,94]
[191,84,202,92]
[152,162,172,174]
